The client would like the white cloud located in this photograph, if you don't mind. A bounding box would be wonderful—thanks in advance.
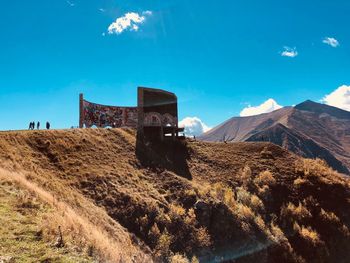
[107,11,152,35]
[322,85,350,111]
[240,99,283,117]
[179,117,210,137]
[66,0,75,7]
[323,37,339,48]
[281,46,298,57]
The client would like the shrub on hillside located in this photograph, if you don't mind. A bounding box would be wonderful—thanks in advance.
[169,253,189,263]
[211,183,236,210]
[281,202,312,223]
[293,177,307,187]
[240,165,252,187]
[148,223,161,246]
[295,158,334,178]
[155,228,173,259]
[236,187,264,213]
[169,204,186,219]
[168,254,199,263]
[184,208,196,226]
[195,227,212,248]
[254,170,276,187]
[293,223,322,246]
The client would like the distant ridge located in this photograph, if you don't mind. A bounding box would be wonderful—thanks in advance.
[199,100,350,174]
[295,100,350,119]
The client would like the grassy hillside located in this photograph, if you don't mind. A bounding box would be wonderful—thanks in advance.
[0,179,93,263]
[0,128,349,262]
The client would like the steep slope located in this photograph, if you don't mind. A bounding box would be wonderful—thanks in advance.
[0,128,350,262]
[294,100,350,119]
[246,123,349,175]
[289,101,350,171]
[0,178,93,263]
[199,101,350,174]
[199,107,293,142]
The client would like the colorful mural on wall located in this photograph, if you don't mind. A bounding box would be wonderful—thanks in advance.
[81,100,138,128]
[79,88,184,141]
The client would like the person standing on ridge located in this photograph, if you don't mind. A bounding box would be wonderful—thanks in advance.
[28,122,32,130]
[46,122,50,130]
[37,121,40,130]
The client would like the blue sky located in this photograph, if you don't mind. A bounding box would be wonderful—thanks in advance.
[1,0,350,131]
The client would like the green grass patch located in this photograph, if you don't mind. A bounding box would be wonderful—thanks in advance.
[0,181,93,263]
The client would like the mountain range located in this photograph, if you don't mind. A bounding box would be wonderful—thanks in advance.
[199,100,350,174]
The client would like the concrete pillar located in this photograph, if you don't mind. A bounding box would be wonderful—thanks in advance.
[79,93,84,128]
[160,126,164,141]
[172,128,175,140]
[137,87,144,140]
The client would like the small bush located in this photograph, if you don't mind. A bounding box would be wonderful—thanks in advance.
[269,221,294,253]
[240,165,252,186]
[236,203,255,221]
[295,158,335,178]
[184,208,196,226]
[254,215,267,233]
[169,253,189,263]
[169,204,186,219]
[281,202,312,222]
[254,170,276,187]
[236,187,251,205]
[250,194,264,212]
[319,209,340,224]
[293,177,307,187]
[195,227,212,248]
[223,187,236,209]
[211,183,236,210]
[298,225,322,246]
[155,228,173,258]
[191,256,200,263]
[149,223,161,246]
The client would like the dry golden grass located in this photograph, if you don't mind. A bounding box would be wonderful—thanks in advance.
[155,228,173,258]
[281,202,312,222]
[1,129,350,262]
[293,177,307,186]
[294,223,322,246]
[170,253,190,263]
[195,227,212,248]
[319,208,340,224]
[0,168,150,263]
[0,180,93,262]
[169,204,186,218]
[254,170,276,187]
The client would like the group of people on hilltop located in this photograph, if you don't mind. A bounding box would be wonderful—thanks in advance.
[28,121,50,130]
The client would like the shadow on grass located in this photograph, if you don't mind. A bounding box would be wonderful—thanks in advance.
[136,137,192,180]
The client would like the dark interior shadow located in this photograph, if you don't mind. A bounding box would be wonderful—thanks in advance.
[136,136,192,180]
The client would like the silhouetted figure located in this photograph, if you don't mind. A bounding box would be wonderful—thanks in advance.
[37,121,40,130]
[28,122,32,130]
[32,121,35,130]
[54,226,64,248]
[46,121,50,130]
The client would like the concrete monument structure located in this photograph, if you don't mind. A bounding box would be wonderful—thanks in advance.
[79,87,184,141]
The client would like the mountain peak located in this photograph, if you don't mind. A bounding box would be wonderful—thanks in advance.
[295,100,350,119]
[295,99,318,107]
